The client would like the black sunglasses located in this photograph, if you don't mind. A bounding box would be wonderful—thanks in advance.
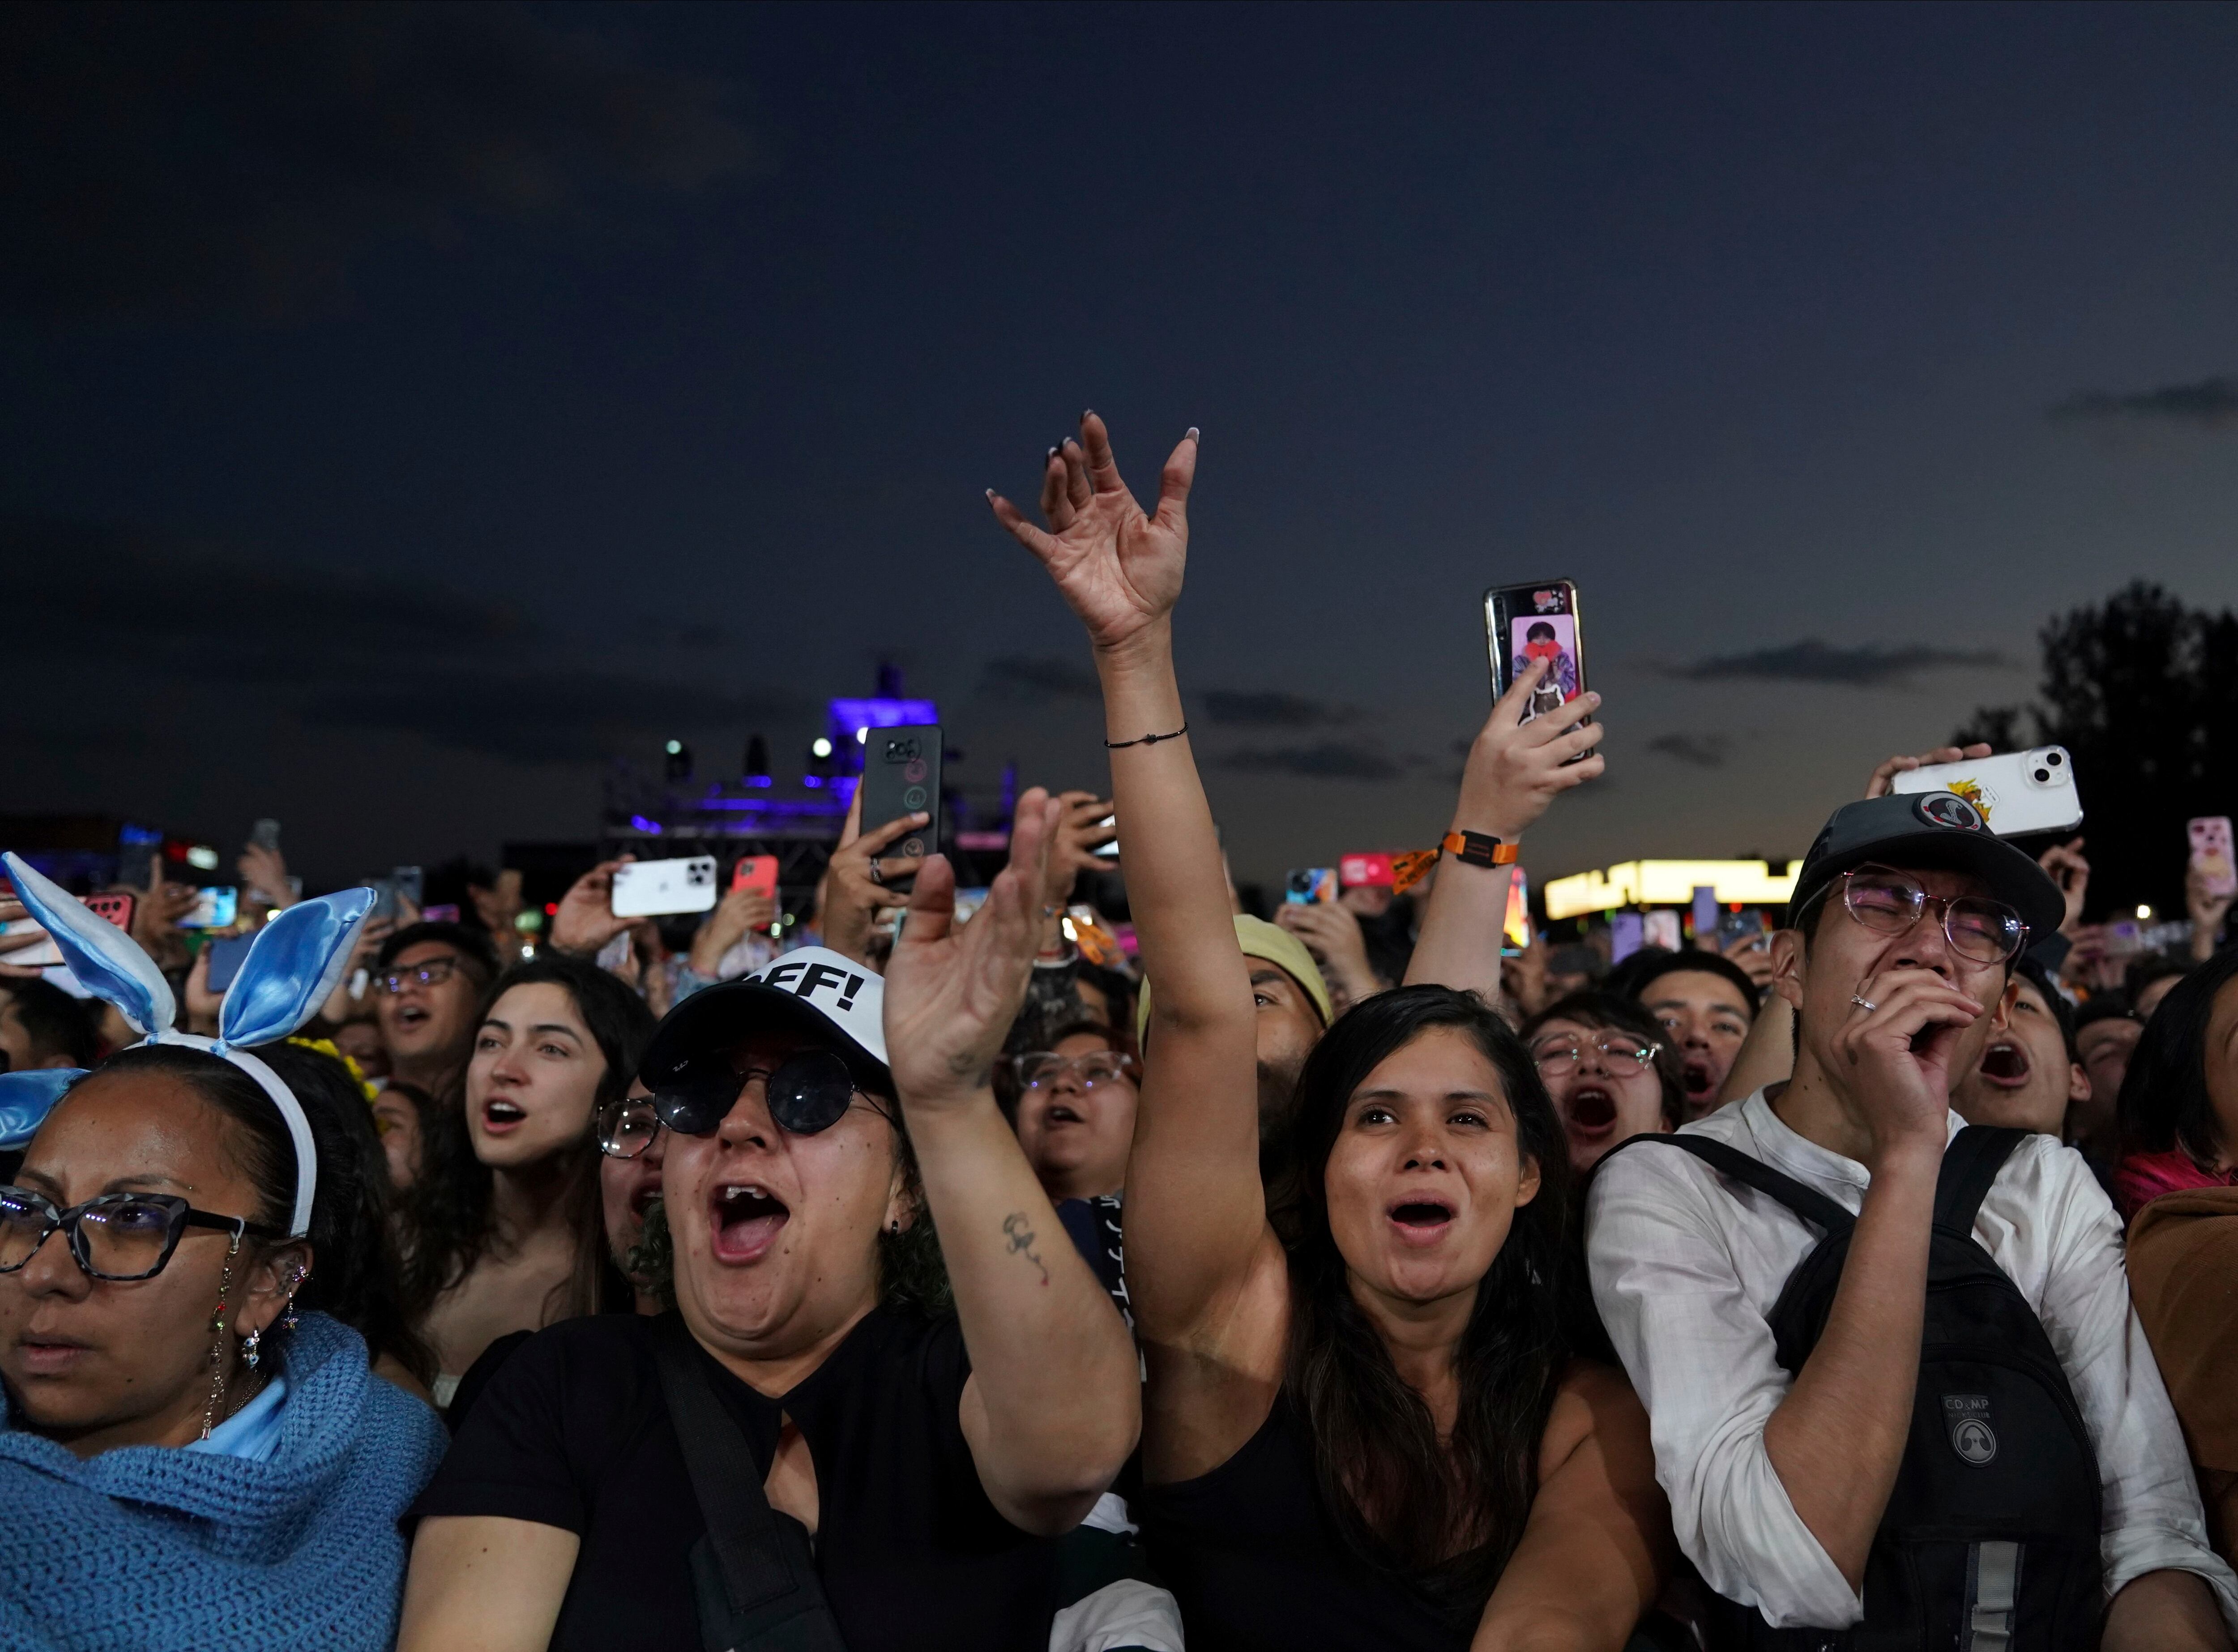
[650,1048,876,1140]
[0,1186,279,1283]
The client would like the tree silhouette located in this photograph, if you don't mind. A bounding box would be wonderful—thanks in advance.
[1956,581,2238,919]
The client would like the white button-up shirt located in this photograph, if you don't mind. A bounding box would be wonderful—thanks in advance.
[1585,1089,2238,1631]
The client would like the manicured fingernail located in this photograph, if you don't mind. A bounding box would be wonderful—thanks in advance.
[1081,409,1095,420]
[1187,427,1200,441]
[1587,692,1602,704]
[984,488,996,499]
[1047,446,1060,458]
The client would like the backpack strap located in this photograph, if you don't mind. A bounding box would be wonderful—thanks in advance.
[650,1315,850,1652]
[1602,1132,1855,1238]
[1934,1125,2027,1237]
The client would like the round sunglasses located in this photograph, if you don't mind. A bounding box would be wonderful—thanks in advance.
[605,1049,879,1159]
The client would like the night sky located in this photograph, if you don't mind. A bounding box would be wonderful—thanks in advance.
[7,2,2237,892]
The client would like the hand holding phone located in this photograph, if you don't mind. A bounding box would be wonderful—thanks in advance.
[1889,748,2082,837]
[2190,817,2236,899]
[852,726,943,888]
[1285,868,1337,905]
[609,857,720,918]
[1454,582,1606,844]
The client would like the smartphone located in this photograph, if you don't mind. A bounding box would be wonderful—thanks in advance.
[1485,580,1589,728]
[250,819,282,853]
[83,892,135,931]
[1610,911,1644,964]
[1719,908,1768,950]
[610,856,719,918]
[420,904,461,924]
[0,918,63,970]
[853,725,943,886]
[1890,747,2082,837]
[180,887,238,929]
[2104,919,2143,960]
[1690,886,1719,943]
[731,855,780,899]
[1643,910,1682,952]
[1285,868,1338,904]
[594,930,634,971]
[1502,870,1532,956]
[2190,817,2236,899]
[1339,852,1396,890]
[1092,815,1119,860]
[205,933,257,994]
[393,866,424,912]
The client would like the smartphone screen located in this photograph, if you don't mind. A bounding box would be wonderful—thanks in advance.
[1285,868,1337,904]
[1502,870,1532,956]
[180,888,238,929]
[853,726,942,887]
[1484,580,1588,726]
[2190,816,2236,898]
[205,933,257,994]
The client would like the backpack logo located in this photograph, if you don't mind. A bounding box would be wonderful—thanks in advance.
[1943,1394,1998,1465]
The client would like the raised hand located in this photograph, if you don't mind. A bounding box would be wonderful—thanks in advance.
[882,788,1062,1110]
[988,412,1198,654]
[1863,743,1990,800]
[2038,837,2089,938]
[550,857,635,956]
[1829,966,1987,1167]
[1454,654,1606,841]
[822,784,932,969]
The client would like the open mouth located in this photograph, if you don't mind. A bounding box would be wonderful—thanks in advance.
[1565,1084,1618,1135]
[482,1098,527,1132]
[1044,1104,1084,1127]
[1386,1196,1455,1245]
[629,1174,664,1217]
[1979,1039,2032,1089]
[710,1182,790,1263]
[1681,1059,1716,1101]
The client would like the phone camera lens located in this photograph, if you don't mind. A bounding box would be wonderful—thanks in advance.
[2033,768,2050,783]
[2046,751,2063,764]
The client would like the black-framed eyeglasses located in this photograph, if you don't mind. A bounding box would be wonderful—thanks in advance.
[648,1048,878,1144]
[1824,864,2027,966]
[0,1186,278,1282]
[1529,1033,1663,1076]
[1008,1050,1140,1090]
[376,956,460,995]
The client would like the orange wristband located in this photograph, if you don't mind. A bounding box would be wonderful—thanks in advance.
[1441,830,1519,867]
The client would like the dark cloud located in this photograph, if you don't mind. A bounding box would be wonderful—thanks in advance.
[1671,639,2008,687]
[1219,741,1402,781]
[1645,732,1730,768]
[1199,690,1362,729]
[2049,377,2238,428]
[4,515,791,763]
[0,2,756,321]
[979,653,1102,701]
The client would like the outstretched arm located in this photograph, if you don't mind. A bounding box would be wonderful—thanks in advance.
[1407,656,1603,1004]
[989,416,1267,1350]
[884,790,1140,1534]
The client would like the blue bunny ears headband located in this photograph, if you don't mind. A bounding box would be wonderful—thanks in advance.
[0,852,373,1240]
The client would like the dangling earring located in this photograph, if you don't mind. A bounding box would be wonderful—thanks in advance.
[279,1266,304,1334]
[200,1234,242,1441]
[242,1326,262,1371]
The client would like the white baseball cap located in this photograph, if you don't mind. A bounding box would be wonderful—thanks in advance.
[640,946,889,1092]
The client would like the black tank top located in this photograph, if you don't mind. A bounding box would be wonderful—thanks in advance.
[1137,1395,1487,1651]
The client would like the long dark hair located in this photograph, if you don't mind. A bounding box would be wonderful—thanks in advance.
[2116,946,2238,1166]
[1283,985,1575,1603]
[398,955,654,1326]
[77,1042,436,1384]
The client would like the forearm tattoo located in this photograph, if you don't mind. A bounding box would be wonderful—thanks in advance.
[1001,1212,1050,1285]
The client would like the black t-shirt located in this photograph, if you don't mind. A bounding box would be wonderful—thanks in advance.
[410,1306,1064,1652]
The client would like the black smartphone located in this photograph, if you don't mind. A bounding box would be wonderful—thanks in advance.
[205,933,257,994]
[1484,579,1589,727]
[854,725,943,888]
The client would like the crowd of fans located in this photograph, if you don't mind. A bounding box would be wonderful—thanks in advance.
[3,413,2237,1650]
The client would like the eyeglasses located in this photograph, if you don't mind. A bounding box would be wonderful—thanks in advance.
[1008,1050,1140,1090]
[1827,866,2027,966]
[1530,1033,1663,1076]
[376,956,460,995]
[0,1187,278,1282]
[598,1097,662,1160]
[643,1048,876,1147]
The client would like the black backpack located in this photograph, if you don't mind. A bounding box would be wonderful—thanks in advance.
[1609,1126,2103,1652]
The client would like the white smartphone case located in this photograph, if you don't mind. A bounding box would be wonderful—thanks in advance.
[609,856,719,918]
[1891,747,2082,837]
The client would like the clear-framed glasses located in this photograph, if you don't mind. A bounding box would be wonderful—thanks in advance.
[0,1186,277,1282]
[1830,865,2027,966]
[649,1048,879,1141]
[597,1097,661,1161]
[376,956,459,995]
[1008,1050,1140,1090]
[1529,1033,1662,1077]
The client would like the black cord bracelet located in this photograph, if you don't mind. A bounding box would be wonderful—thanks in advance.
[1104,723,1189,750]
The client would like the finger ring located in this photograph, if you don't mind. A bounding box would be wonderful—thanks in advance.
[867,859,884,886]
[1851,994,1878,1012]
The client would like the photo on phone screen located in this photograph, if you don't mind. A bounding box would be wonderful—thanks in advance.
[1285,868,1337,904]
[1484,580,1588,727]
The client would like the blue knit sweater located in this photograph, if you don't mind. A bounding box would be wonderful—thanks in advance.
[0,1312,448,1652]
